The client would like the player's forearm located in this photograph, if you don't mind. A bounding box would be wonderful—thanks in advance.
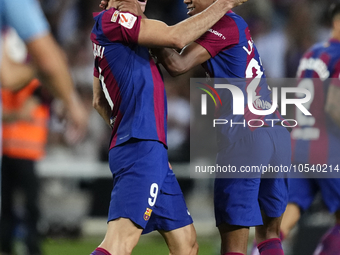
[93,95,112,128]
[168,0,236,49]
[152,48,187,76]
[93,77,112,127]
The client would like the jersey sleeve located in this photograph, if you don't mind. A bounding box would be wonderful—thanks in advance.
[2,0,50,42]
[331,58,340,87]
[195,15,239,58]
[101,10,141,45]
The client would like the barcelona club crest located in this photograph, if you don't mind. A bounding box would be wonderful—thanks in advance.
[143,208,152,221]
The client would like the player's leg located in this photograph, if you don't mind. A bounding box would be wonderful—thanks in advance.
[214,128,277,255]
[255,213,284,255]
[255,179,287,255]
[94,218,143,255]
[280,203,300,238]
[251,177,316,255]
[256,213,282,243]
[158,224,198,255]
[90,139,171,255]
[218,224,249,255]
[145,161,195,255]
[281,178,317,237]
[214,177,263,255]
[254,126,291,255]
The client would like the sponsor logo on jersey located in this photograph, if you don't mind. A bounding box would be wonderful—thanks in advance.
[208,28,226,40]
[143,208,152,221]
[119,13,137,29]
[111,10,120,22]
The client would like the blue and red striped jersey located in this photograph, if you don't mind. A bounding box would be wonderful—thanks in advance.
[195,11,283,148]
[291,39,340,164]
[91,8,167,150]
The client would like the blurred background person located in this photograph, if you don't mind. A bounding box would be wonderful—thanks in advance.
[280,2,340,255]
[0,26,53,255]
[1,73,50,255]
[0,0,87,147]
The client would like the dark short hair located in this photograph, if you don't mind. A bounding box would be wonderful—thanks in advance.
[329,1,340,20]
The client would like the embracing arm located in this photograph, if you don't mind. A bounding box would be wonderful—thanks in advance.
[93,76,112,128]
[138,0,246,49]
[151,42,211,76]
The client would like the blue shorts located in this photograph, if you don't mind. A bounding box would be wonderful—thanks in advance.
[214,126,291,227]
[108,139,193,234]
[289,178,340,213]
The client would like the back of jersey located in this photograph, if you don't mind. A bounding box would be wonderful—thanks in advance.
[292,39,340,165]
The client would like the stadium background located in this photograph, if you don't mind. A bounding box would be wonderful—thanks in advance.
[6,0,337,254]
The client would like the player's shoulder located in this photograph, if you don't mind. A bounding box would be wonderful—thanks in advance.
[313,41,328,51]
[96,8,139,30]
[211,11,241,34]
[327,39,340,56]
[225,11,247,26]
[94,8,117,23]
[300,42,325,59]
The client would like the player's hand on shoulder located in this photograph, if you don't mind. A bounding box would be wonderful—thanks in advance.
[99,0,109,10]
[116,0,143,16]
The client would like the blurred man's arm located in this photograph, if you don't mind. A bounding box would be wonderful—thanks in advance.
[2,95,39,123]
[325,84,340,127]
[26,34,87,131]
[92,77,112,128]
[0,50,36,90]
[3,0,87,138]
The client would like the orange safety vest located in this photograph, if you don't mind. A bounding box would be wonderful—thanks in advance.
[2,79,49,160]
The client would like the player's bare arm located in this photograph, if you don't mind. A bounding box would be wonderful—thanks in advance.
[105,0,248,49]
[93,76,112,128]
[138,0,247,49]
[152,42,211,76]
[325,84,340,127]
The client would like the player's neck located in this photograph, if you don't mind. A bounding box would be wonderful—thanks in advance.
[331,30,340,41]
